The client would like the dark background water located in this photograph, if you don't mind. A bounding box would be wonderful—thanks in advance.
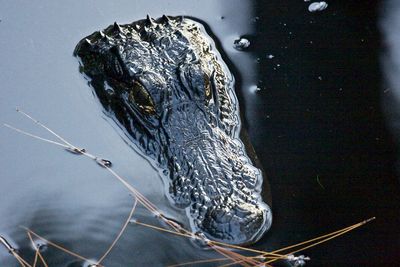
[248,1,400,266]
[0,0,399,266]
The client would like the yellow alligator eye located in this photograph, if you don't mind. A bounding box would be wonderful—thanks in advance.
[129,81,156,115]
[204,74,212,101]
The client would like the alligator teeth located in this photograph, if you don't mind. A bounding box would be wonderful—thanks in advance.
[178,16,184,25]
[101,34,112,42]
[146,14,156,26]
[113,22,123,33]
[161,15,171,25]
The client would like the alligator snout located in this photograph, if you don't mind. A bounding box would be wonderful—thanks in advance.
[201,199,272,245]
[75,15,272,245]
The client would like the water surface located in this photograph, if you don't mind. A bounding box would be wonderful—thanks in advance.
[1,0,399,266]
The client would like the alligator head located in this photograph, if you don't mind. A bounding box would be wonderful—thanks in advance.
[74,15,272,245]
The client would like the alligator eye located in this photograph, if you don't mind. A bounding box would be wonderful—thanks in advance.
[129,81,156,115]
[204,74,212,102]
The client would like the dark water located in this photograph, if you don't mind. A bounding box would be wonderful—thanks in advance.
[250,1,400,266]
[0,0,399,266]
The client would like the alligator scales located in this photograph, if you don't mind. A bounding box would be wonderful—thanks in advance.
[74,15,272,245]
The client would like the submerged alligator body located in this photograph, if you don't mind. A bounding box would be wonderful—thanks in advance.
[74,16,272,245]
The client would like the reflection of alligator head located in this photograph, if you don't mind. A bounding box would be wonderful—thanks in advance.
[74,16,272,245]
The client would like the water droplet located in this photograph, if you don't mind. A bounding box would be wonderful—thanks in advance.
[32,239,47,252]
[233,37,250,51]
[65,147,86,154]
[190,231,210,247]
[308,2,328,13]
[84,260,100,267]
[95,158,112,167]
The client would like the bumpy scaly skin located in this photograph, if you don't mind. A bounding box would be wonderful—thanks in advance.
[74,16,272,245]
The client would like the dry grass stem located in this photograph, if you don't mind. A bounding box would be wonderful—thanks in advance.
[27,231,48,267]
[96,197,138,265]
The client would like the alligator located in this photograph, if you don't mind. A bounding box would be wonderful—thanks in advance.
[74,15,272,245]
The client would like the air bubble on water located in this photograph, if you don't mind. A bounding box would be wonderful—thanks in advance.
[250,85,261,93]
[190,231,210,247]
[31,239,47,252]
[308,2,328,13]
[84,260,100,267]
[233,37,250,51]
[287,254,310,267]
[95,158,112,167]
[267,54,275,59]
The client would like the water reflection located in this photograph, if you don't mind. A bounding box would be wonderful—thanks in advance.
[381,0,400,163]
